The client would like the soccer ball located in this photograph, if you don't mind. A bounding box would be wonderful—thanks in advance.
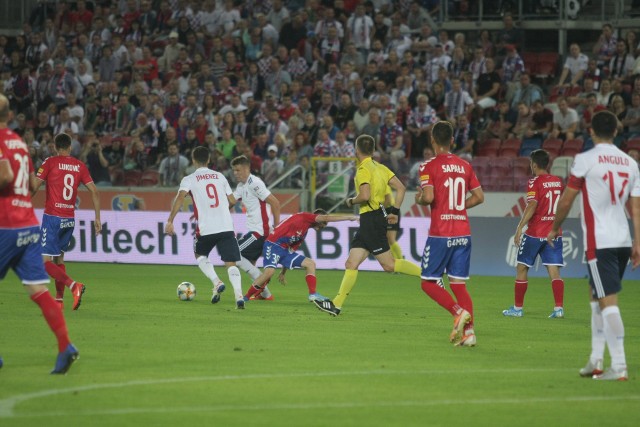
[177,282,196,301]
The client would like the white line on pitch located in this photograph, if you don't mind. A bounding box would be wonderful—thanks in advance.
[0,368,600,418]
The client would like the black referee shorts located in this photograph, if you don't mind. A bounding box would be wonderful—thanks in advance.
[351,209,390,255]
[194,231,241,262]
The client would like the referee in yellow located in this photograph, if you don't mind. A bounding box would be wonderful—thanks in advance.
[314,134,422,316]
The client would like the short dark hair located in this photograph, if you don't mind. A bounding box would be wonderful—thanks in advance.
[231,155,250,167]
[530,149,550,170]
[54,133,72,150]
[192,146,211,165]
[591,110,618,140]
[355,134,376,155]
[431,121,454,148]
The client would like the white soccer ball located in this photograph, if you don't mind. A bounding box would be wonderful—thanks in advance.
[177,282,196,301]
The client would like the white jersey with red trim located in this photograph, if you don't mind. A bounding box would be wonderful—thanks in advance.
[568,143,640,258]
[233,174,272,236]
[179,167,234,236]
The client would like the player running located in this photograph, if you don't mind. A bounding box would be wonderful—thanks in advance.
[32,132,101,310]
[165,146,245,309]
[548,110,640,381]
[231,155,281,300]
[503,149,566,318]
[415,121,484,346]
[0,95,79,373]
[243,209,358,302]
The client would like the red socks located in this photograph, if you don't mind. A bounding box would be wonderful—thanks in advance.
[450,281,473,317]
[245,284,262,299]
[514,280,528,308]
[421,280,461,316]
[551,279,564,307]
[305,274,317,294]
[31,290,71,352]
[55,264,67,298]
[45,261,74,288]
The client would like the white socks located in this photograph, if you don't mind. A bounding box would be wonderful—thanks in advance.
[589,301,605,364]
[197,256,221,285]
[227,266,243,301]
[237,256,261,280]
[602,305,626,369]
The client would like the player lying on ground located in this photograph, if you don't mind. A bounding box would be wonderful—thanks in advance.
[243,209,359,302]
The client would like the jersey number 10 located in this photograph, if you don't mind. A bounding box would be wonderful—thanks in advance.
[444,177,466,211]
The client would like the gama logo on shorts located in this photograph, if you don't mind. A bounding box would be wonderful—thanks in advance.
[112,195,143,211]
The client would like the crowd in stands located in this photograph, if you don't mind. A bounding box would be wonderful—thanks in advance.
[2,0,640,193]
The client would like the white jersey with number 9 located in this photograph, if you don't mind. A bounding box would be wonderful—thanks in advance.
[179,167,235,235]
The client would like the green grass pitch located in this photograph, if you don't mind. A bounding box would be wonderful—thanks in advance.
[1,262,639,426]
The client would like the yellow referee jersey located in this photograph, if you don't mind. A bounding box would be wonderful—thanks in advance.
[354,157,395,214]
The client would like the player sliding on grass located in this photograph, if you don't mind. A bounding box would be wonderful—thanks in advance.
[0,95,78,373]
[32,132,102,310]
[243,210,358,302]
[165,146,245,309]
[503,149,565,319]
[314,134,423,316]
[415,121,484,346]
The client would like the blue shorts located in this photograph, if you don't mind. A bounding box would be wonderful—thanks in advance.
[41,214,75,256]
[262,241,306,270]
[421,236,471,280]
[0,226,49,285]
[517,234,564,267]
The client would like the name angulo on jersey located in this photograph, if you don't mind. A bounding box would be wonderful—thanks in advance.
[16,230,40,247]
[447,237,469,247]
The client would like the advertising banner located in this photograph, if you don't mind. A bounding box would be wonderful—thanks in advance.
[40,211,640,279]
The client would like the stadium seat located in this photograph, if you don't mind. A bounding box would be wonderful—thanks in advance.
[500,138,521,157]
[471,156,492,177]
[550,156,574,179]
[477,138,501,157]
[110,168,124,186]
[490,157,513,178]
[513,157,531,177]
[542,138,563,157]
[519,138,542,157]
[124,170,142,186]
[560,139,584,156]
[141,170,160,187]
[624,138,640,152]
[515,176,531,192]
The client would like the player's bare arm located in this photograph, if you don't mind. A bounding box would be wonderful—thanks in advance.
[315,214,359,223]
[630,196,640,269]
[547,186,579,245]
[265,193,281,226]
[415,185,434,205]
[465,187,485,210]
[29,173,42,195]
[0,159,14,189]
[514,200,538,246]
[346,183,370,208]
[278,267,288,285]
[227,194,237,206]
[165,190,188,235]
[387,176,405,225]
[85,182,102,235]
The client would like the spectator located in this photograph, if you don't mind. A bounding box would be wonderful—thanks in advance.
[80,135,111,187]
[444,77,474,122]
[482,100,517,143]
[313,128,339,157]
[261,144,285,186]
[159,142,189,187]
[346,4,374,63]
[525,100,554,141]
[408,94,438,155]
[507,73,544,108]
[608,39,634,83]
[378,111,405,171]
[568,77,598,114]
[452,114,476,161]
[104,138,125,171]
[597,79,614,106]
[621,93,640,138]
[593,23,617,67]
[473,58,501,110]
[48,60,76,109]
[408,146,435,189]
[558,43,589,88]
[216,128,237,161]
[551,97,580,141]
[581,94,607,134]
[495,12,523,57]
[501,44,525,86]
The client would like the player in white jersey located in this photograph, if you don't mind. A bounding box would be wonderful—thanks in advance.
[231,155,281,300]
[165,146,245,309]
[548,110,640,381]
